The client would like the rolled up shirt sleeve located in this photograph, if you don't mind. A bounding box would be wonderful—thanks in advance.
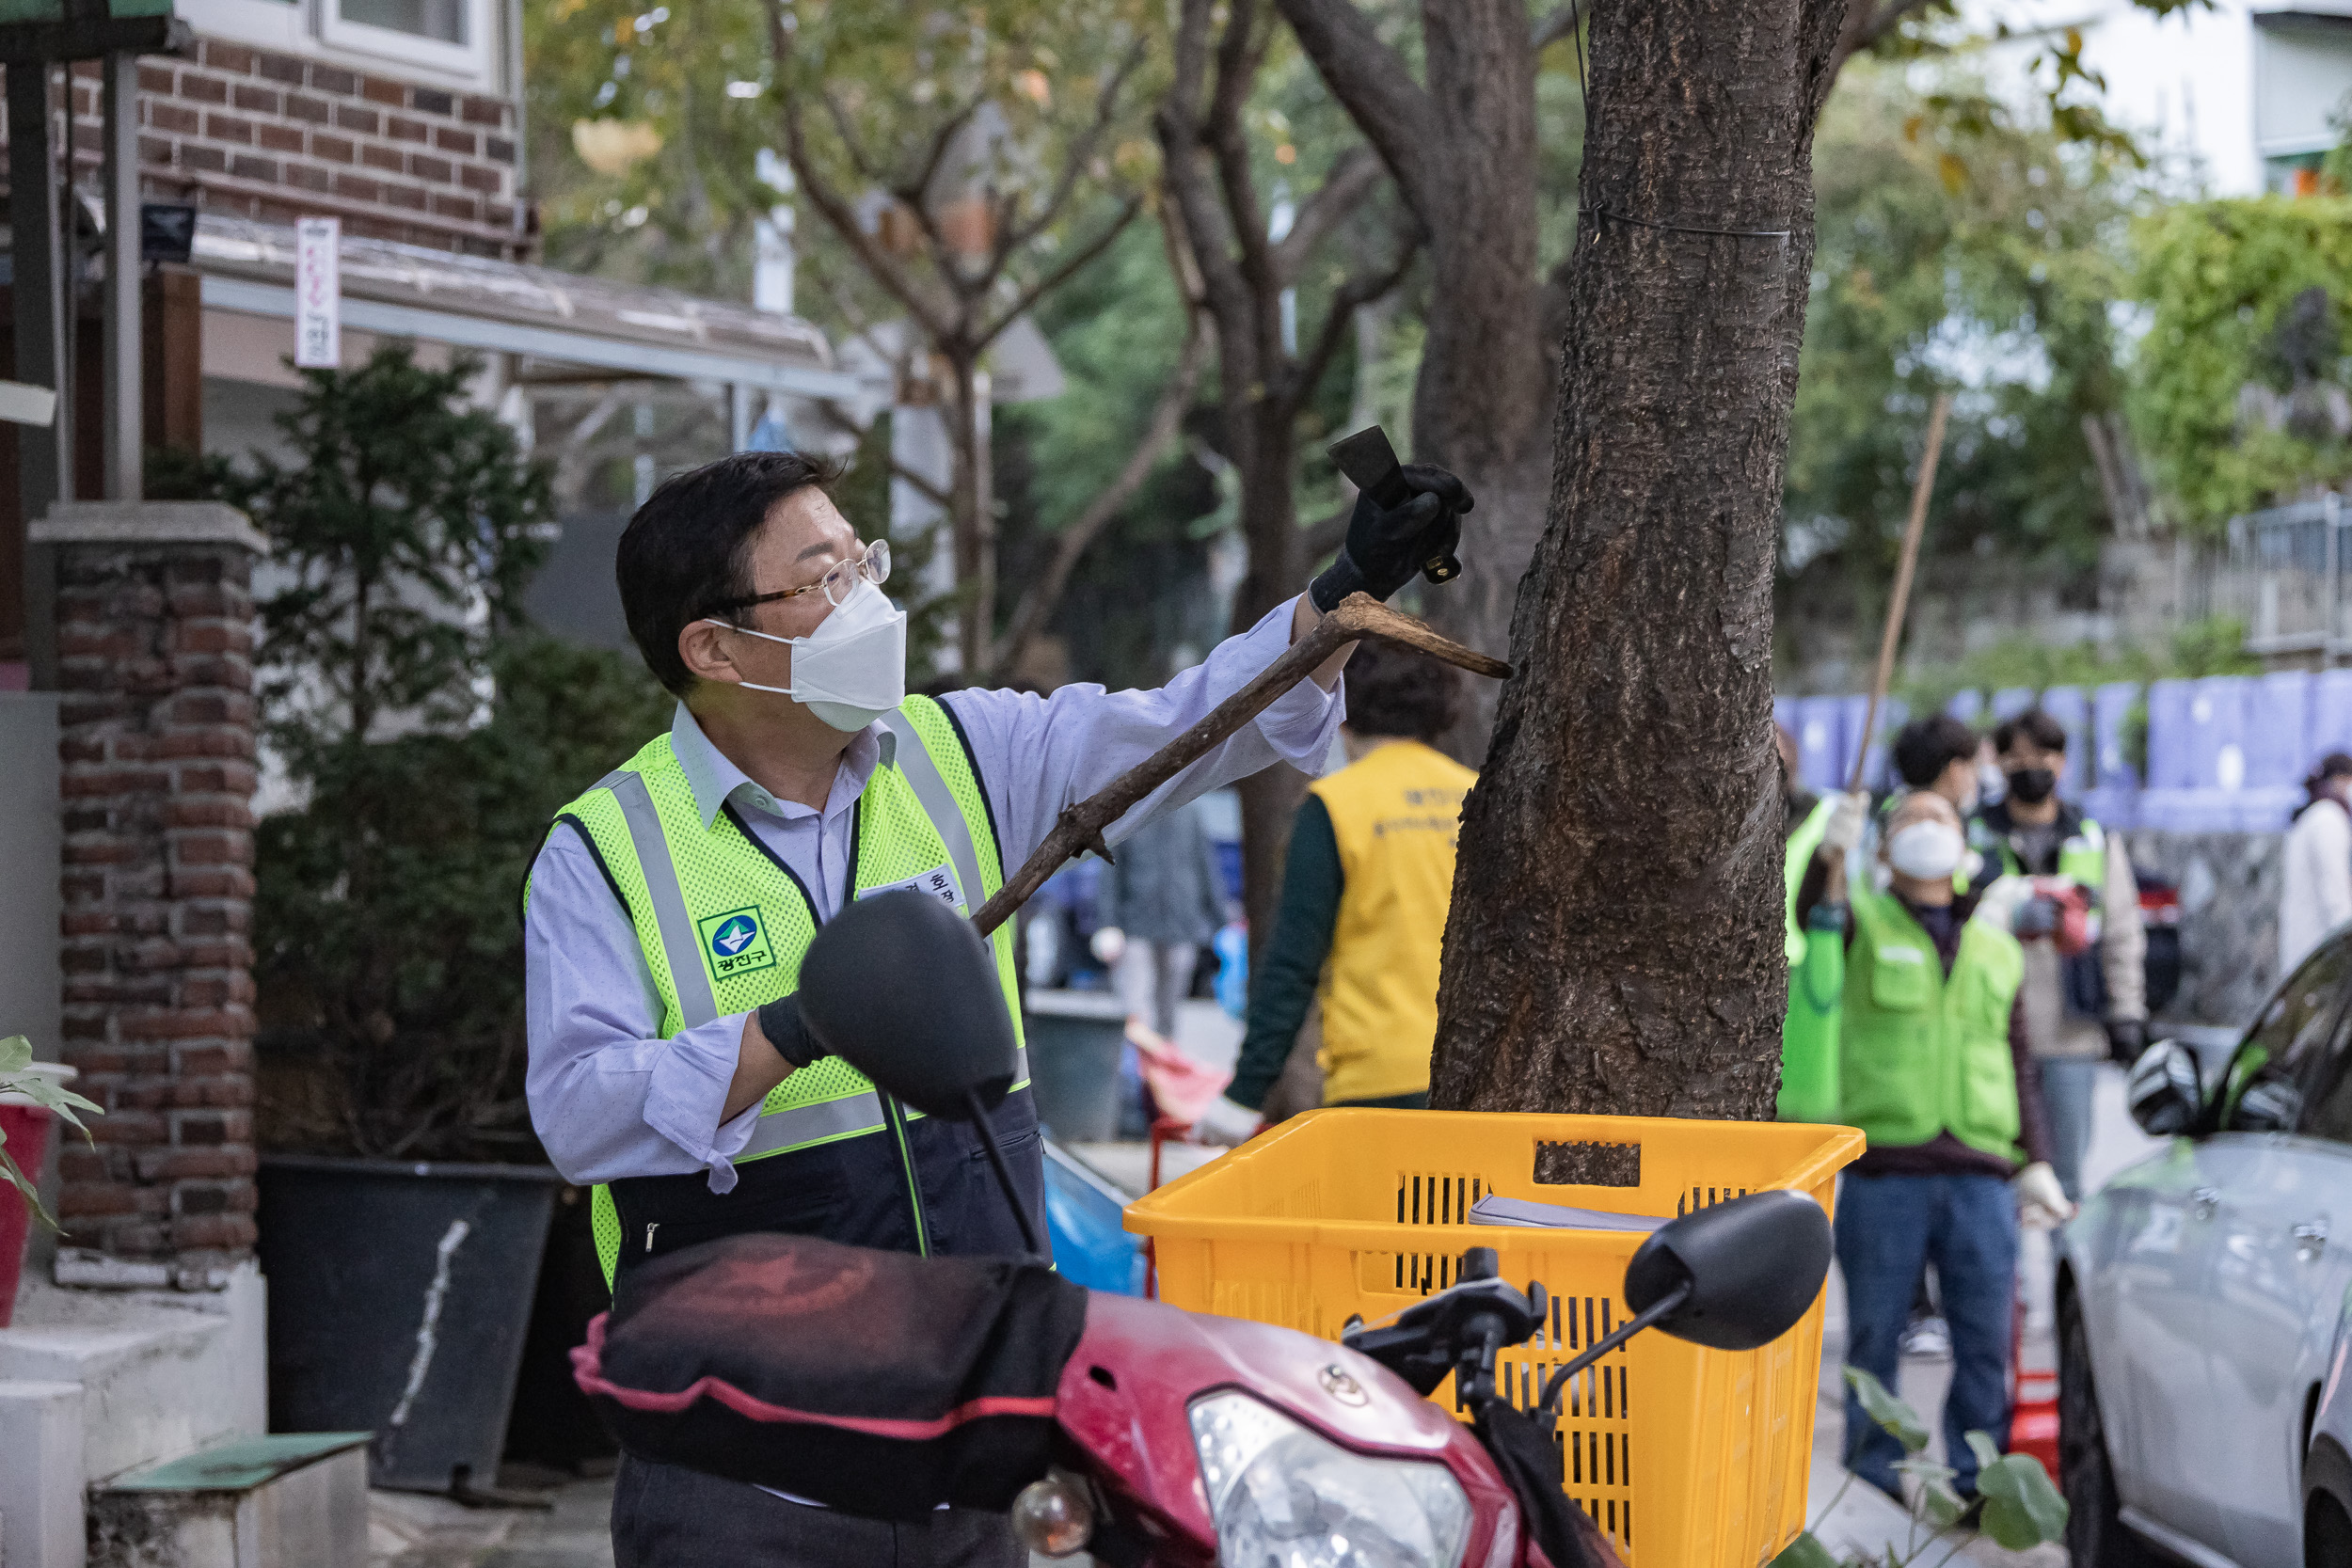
[944,594,1347,868]
[524,826,765,1193]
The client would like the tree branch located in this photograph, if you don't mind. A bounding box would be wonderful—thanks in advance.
[766,0,952,342]
[816,86,888,188]
[808,399,956,509]
[1826,0,1936,84]
[1271,0,1440,214]
[975,198,1142,354]
[985,310,1208,684]
[1156,0,1256,353]
[1291,230,1419,414]
[1208,0,1277,297]
[1269,144,1388,286]
[1000,36,1151,266]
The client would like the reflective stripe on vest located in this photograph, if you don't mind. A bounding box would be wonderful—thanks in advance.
[1785,795,1836,963]
[603,767,721,1030]
[881,709,987,914]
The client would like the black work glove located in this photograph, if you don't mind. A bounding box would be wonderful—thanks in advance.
[2105,1018,2147,1066]
[1309,463,1475,612]
[755,992,831,1069]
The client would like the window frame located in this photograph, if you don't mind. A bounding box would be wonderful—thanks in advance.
[314,0,491,79]
[2216,931,2352,1134]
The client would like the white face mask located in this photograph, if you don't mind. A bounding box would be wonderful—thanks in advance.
[704,577,907,733]
[1886,819,1966,882]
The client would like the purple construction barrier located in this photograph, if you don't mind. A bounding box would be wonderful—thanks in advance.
[1946,689,1984,723]
[2308,670,2352,774]
[2092,682,2139,791]
[2244,672,2312,789]
[2040,687,2090,790]
[1989,687,2037,724]
[1793,696,1844,794]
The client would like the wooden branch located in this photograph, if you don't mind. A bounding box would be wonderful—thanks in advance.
[971,594,1510,934]
[985,310,1208,683]
[1268,144,1387,286]
[1271,0,1439,214]
[1849,391,1950,796]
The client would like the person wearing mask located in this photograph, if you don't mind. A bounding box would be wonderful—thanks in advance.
[2280,752,2352,974]
[1966,707,2146,1202]
[1200,643,1475,1139]
[1801,790,2069,1503]
[1091,796,1230,1040]
[1777,723,1864,1122]
[522,448,1473,1565]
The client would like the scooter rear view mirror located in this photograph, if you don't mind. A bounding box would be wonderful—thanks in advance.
[1625,1187,1832,1352]
[798,890,1018,1121]
[1537,1188,1831,1413]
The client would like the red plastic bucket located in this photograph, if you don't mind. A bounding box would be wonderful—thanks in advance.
[0,1101,55,1329]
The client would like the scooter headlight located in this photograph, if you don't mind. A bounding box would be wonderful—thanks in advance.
[1188,1390,1470,1568]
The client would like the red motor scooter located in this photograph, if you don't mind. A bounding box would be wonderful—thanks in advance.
[573,893,1835,1568]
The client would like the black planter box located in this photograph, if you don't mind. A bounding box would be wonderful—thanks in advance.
[258,1155,560,1493]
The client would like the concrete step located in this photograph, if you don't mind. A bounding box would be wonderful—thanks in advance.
[90,1433,371,1568]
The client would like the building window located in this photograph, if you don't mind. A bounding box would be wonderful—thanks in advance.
[338,0,467,44]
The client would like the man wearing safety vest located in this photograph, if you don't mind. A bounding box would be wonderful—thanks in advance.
[1775,723,1864,1123]
[1965,706,2147,1201]
[522,449,1472,1566]
[1205,642,1474,1136]
[1799,789,2072,1502]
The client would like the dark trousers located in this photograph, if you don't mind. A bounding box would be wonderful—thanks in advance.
[1835,1172,2017,1497]
[612,1453,1026,1568]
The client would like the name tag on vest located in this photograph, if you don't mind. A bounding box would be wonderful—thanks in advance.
[1877,944,1927,966]
[861,863,964,912]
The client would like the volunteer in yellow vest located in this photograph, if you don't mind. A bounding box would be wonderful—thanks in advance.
[1797,789,2071,1504]
[1201,643,1472,1138]
[522,449,1472,1568]
[1775,721,1866,1123]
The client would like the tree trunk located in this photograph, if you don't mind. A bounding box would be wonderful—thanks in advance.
[1274,0,1554,757]
[1427,0,1844,1119]
[1230,394,1307,952]
[945,352,994,673]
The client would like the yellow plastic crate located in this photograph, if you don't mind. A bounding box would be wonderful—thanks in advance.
[1124,1109,1864,1568]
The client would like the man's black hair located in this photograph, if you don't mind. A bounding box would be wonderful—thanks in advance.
[616,450,849,696]
[1890,714,1980,787]
[1993,707,2069,755]
[1344,641,1460,741]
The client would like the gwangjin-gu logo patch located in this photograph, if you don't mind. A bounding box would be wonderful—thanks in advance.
[698,906,776,979]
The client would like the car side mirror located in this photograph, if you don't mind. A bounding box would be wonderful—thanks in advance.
[2126,1039,2205,1136]
[1622,1189,1832,1353]
[797,890,1017,1121]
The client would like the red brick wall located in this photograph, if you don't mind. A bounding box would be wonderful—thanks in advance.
[54,537,259,1272]
[61,40,525,260]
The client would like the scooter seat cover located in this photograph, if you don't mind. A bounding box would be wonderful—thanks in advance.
[573,1232,1086,1518]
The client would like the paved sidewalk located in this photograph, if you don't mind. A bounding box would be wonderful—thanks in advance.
[370,1476,614,1568]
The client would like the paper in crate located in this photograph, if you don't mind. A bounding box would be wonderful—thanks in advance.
[1124,1108,1864,1568]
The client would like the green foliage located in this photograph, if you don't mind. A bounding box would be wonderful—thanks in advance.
[255,638,673,1159]
[1772,1369,2066,1568]
[0,1035,102,1232]
[213,344,554,763]
[1893,612,2261,718]
[2128,198,2352,528]
[1786,63,2138,592]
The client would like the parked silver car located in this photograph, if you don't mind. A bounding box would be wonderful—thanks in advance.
[2058,929,2352,1568]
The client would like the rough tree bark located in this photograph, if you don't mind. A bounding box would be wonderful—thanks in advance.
[1156,0,1414,941]
[1426,0,1848,1119]
[1273,0,1554,755]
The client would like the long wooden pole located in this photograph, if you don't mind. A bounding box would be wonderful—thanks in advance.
[972,594,1510,936]
[1848,391,1952,796]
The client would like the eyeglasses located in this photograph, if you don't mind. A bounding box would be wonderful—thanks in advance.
[712,538,891,614]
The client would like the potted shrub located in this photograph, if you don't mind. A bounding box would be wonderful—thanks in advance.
[0,1036,98,1327]
[200,346,669,1494]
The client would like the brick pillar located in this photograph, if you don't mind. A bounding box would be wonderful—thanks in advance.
[29,502,265,1291]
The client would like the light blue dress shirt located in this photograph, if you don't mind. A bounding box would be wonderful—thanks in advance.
[522,595,1344,1193]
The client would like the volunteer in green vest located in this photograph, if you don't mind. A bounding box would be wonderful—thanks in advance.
[1967,706,2147,1200]
[1203,643,1474,1137]
[1798,789,2071,1502]
[1776,721,1864,1123]
[522,449,1473,1567]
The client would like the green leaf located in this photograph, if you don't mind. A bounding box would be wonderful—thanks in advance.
[1772,1530,1845,1568]
[0,1139,60,1233]
[1971,1443,2069,1548]
[1920,1481,1968,1528]
[0,1034,30,1073]
[1846,1366,1931,1453]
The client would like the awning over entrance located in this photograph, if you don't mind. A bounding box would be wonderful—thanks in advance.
[189,215,866,401]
